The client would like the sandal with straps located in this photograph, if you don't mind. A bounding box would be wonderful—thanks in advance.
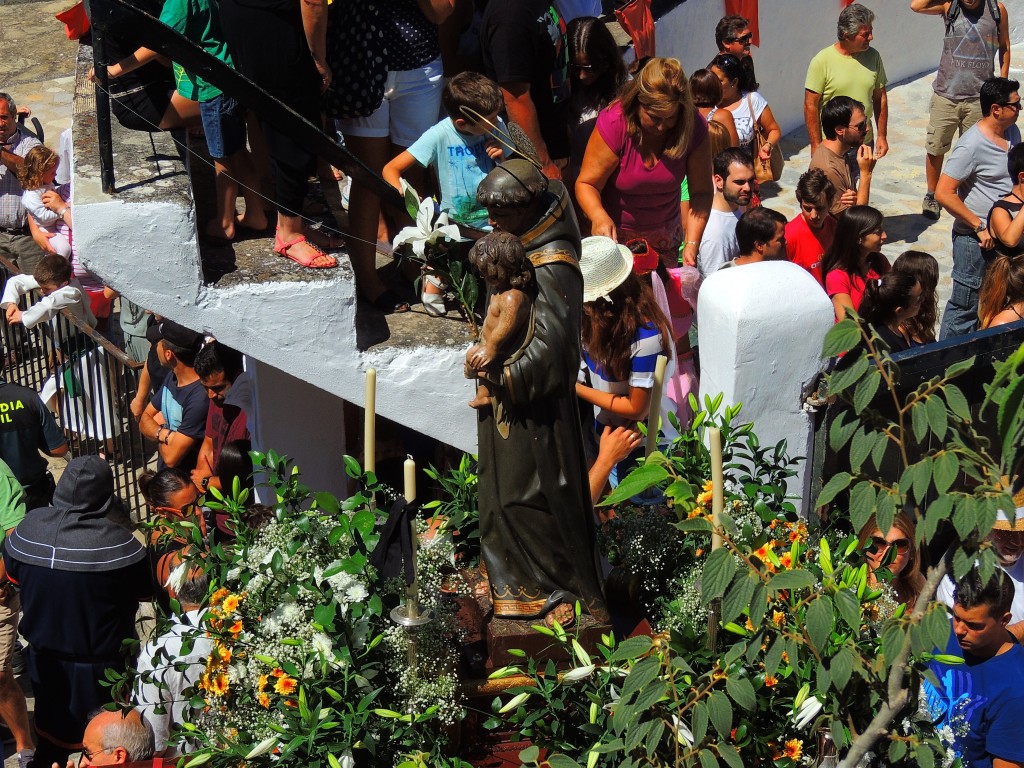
[274,230,338,269]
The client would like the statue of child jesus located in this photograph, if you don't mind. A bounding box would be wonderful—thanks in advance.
[465,231,534,409]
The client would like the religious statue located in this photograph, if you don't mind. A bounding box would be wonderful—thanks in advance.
[465,231,534,412]
[471,159,609,628]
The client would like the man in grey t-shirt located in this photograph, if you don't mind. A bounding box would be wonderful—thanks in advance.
[912,0,1009,220]
[935,76,1021,339]
[698,149,753,277]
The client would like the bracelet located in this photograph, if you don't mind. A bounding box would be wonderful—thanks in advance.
[57,207,69,218]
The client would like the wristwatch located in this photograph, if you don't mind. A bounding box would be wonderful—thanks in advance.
[974,221,986,234]
[199,475,211,492]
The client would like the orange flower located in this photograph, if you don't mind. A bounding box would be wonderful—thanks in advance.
[274,675,298,695]
[781,651,789,663]
[702,480,713,492]
[257,674,269,692]
[697,491,713,506]
[214,643,232,664]
[271,668,286,678]
[209,673,229,697]
[283,698,298,708]
[257,692,270,708]
[745,617,755,632]
[783,739,803,760]
[764,675,778,687]
[779,552,793,569]
[221,593,243,614]
[211,588,229,605]
[695,548,704,557]
[789,531,801,542]
[229,620,244,637]
[771,611,785,627]
[753,542,775,561]
[769,520,778,530]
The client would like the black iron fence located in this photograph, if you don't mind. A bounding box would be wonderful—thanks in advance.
[0,256,151,517]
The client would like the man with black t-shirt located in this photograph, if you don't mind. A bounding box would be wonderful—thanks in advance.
[138,320,209,472]
[481,0,570,180]
[0,377,66,509]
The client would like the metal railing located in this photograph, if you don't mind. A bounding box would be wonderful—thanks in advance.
[0,256,150,517]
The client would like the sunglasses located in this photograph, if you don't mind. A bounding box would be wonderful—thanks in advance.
[727,33,753,45]
[571,63,596,71]
[870,536,910,553]
[847,120,868,132]
[999,100,1023,112]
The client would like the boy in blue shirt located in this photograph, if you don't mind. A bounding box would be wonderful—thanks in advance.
[384,73,510,314]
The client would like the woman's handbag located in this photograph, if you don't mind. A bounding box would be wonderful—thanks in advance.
[748,94,783,183]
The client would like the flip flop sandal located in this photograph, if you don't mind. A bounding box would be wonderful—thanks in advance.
[421,273,447,317]
[274,231,338,269]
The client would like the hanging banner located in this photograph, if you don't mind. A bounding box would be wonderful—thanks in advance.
[724,0,759,47]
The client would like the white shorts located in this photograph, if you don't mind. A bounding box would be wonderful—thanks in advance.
[340,57,444,148]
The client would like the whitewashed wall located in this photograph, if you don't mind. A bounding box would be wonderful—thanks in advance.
[697,262,834,514]
[656,1,944,137]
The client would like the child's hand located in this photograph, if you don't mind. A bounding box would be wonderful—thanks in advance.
[6,306,22,325]
[484,140,504,161]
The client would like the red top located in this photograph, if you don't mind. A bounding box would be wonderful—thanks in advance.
[825,253,891,314]
[785,213,836,286]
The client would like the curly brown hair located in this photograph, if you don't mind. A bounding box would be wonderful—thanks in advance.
[469,231,533,290]
[582,272,672,382]
[16,145,58,190]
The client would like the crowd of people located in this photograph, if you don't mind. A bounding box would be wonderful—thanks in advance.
[0,0,1024,765]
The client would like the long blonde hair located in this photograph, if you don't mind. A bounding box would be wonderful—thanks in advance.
[618,57,696,160]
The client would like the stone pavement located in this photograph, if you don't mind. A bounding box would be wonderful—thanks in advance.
[766,43,1024,320]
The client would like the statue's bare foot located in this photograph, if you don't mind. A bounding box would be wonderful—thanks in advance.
[544,602,575,629]
[468,395,492,409]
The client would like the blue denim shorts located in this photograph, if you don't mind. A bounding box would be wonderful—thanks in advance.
[199,94,247,159]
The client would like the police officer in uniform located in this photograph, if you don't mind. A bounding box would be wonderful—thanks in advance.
[0,377,67,510]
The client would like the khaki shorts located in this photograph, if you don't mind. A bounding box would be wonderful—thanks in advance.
[926,93,983,155]
[0,592,20,673]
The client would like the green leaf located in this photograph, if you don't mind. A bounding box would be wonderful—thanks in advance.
[933,452,958,495]
[767,569,816,594]
[749,583,768,628]
[848,427,871,473]
[853,371,881,413]
[912,456,932,504]
[945,355,976,379]
[707,690,733,737]
[925,605,951,651]
[609,635,653,663]
[912,400,928,443]
[944,384,971,423]
[718,741,744,768]
[876,491,896,539]
[600,463,669,506]
[849,481,876,534]
[546,754,582,768]
[817,472,853,508]
[822,318,862,357]
[699,749,720,768]
[888,739,908,763]
[806,596,835,652]
[620,656,661,704]
[725,676,756,711]
[518,746,540,764]
[925,394,948,441]
[835,588,861,632]
[870,431,888,470]
[692,701,709,744]
[701,548,737,604]
[830,412,859,452]
[721,572,757,624]
[829,355,870,396]
[830,646,854,691]
[916,743,936,768]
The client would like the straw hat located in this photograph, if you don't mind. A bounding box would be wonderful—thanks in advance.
[580,236,633,303]
[992,487,1024,531]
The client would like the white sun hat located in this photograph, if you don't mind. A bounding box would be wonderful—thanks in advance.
[580,236,634,303]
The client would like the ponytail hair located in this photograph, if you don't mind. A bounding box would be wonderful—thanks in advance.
[979,253,1024,329]
[859,271,918,328]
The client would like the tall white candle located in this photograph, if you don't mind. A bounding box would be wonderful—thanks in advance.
[404,455,419,618]
[364,368,376,474]
[645,355,669,457]
[709,427,724,551]
[404,455,417,503]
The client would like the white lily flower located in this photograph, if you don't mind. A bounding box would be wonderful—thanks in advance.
[338,752,355,768]
[244,736,277,759]
[671,715,694,747]
[392,197,462,257]
[562,664,596,682]
[793,695,824,730]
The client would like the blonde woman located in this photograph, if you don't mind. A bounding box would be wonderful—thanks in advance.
[575,57,713,268]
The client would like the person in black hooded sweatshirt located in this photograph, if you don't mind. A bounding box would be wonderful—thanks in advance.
[3,456,151,768]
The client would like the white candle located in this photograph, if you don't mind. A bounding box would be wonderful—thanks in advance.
[645,355,669,457]
[709,427,724,551]
[404,454,416,503]
[364,368,376,474]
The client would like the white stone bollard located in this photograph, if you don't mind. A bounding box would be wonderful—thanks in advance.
[697,262,834,514]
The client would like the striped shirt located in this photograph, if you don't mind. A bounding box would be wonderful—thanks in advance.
[582,322,663,427]
[0,130,41,230]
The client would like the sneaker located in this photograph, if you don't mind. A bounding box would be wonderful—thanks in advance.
[10,640,24,675]
[16,749,35,768]
[922,193,941,220]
